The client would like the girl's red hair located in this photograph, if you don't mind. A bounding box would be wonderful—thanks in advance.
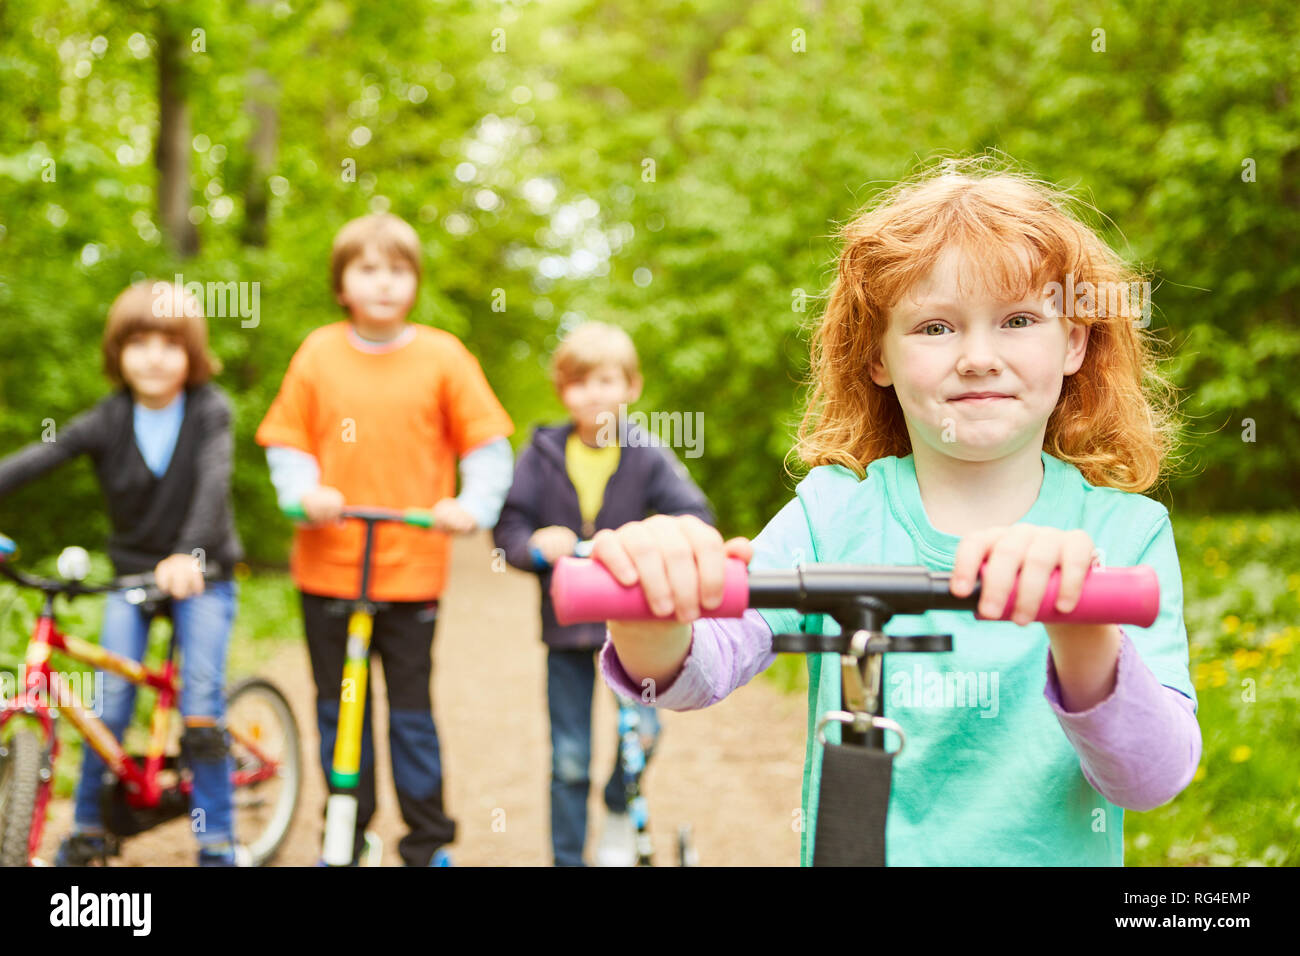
[794,155,1183,493]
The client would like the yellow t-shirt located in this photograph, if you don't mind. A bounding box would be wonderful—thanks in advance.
[565,432,620,536]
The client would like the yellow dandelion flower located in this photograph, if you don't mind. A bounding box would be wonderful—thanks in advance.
[1193,765,1207,782]
[1229,745,1251,763]
[1210,671,1227,688]
[1202,548,1220,567]
[1265,632,1292,656]
[1232,649,1263,671]
[1230,524,1245,545]
[1222,616,1240,635]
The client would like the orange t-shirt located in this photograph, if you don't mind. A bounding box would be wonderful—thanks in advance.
[255,322,514,601]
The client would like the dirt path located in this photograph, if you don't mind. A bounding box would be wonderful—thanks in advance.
[36,533,806,866]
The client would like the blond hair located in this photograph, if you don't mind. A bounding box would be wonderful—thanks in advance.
[794,155,1182,493]
[102,280,220,387]
[551,322,641,391]
[330,213,422,296]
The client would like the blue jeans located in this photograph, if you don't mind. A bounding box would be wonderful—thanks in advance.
[72,581,237,847]
[547,648,660,867]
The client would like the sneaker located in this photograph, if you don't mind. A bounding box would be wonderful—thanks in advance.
[362,830,383,867]
[428,848,453,867]
[54,832,115,867]
[197,842,247,867]
[595,811,637,867]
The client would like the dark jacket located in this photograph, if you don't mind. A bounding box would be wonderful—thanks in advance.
[493,421,714,649]
[0,384,244,576]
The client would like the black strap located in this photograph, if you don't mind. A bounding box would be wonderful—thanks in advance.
[813,742,893,866]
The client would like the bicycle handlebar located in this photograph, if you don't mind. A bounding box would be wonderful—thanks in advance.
[0,558,226,603]
[280,503,437,528]
[550,557,1160,628]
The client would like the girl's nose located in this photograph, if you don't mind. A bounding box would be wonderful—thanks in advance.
[954,330,1002,375]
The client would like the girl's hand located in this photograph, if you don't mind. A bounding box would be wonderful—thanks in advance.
[949,525,1097,626]
[590,514,753,624]
[301,485,346,525]
[432,497,477,534]
[528,525,579,564]
[155,553,205,600]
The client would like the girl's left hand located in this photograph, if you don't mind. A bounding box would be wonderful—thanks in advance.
[949,525,1097,626]
[155,553,206,600]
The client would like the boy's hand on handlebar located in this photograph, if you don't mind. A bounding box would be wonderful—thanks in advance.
[432,498,477,534]
[301,486,346,525]
[949,525,1098,626]
[529,526,579,564]
[154,553,205,600]
[590,514,753,624]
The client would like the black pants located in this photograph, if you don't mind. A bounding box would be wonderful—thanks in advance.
[300,592,456,866]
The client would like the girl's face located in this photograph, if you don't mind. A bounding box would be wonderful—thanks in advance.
[869,245,1089,462]
[120,330,189,407]
[337,242,418,329]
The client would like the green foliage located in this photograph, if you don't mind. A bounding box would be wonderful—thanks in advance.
[2,0,1296,558]
[1126,512,1300,865]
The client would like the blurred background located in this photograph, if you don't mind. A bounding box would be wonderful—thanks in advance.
[0,0,1296,865]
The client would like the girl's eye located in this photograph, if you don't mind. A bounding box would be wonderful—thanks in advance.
[1006,314,1036,328]
[921,322,949,336]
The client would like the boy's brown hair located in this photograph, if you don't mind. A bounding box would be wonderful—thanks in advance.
[550,322,641,391]
[330,213,423,297]
[102,280,221,387]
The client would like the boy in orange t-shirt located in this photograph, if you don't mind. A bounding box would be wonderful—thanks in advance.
[256,213,514,866]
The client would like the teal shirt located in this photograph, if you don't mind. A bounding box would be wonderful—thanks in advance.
[751,451,1196,866]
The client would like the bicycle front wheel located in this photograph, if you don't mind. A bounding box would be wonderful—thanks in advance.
[0,728,45,867]
[226,677,301,866]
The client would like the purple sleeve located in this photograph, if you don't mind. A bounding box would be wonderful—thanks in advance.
[598,608,777,710]
[1044,628,1202,811]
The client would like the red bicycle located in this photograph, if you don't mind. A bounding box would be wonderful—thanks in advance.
[0,533,301,866]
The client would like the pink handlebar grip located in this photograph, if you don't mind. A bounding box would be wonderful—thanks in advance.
[989,565,1159,627]
[551,556,751,626]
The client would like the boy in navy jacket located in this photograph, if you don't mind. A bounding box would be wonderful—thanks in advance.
[494,322,713,866]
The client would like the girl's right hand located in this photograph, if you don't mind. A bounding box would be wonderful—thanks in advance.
[590,514,753,624]
[301,485,346,525]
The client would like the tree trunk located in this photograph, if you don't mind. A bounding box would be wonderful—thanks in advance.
[241,0,279,247]
[156,19,198,257]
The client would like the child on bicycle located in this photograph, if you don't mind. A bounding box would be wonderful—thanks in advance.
[494,322,714,866]
[255,212,514,867]
[593,157,1202,866]
[0,280,244,866]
